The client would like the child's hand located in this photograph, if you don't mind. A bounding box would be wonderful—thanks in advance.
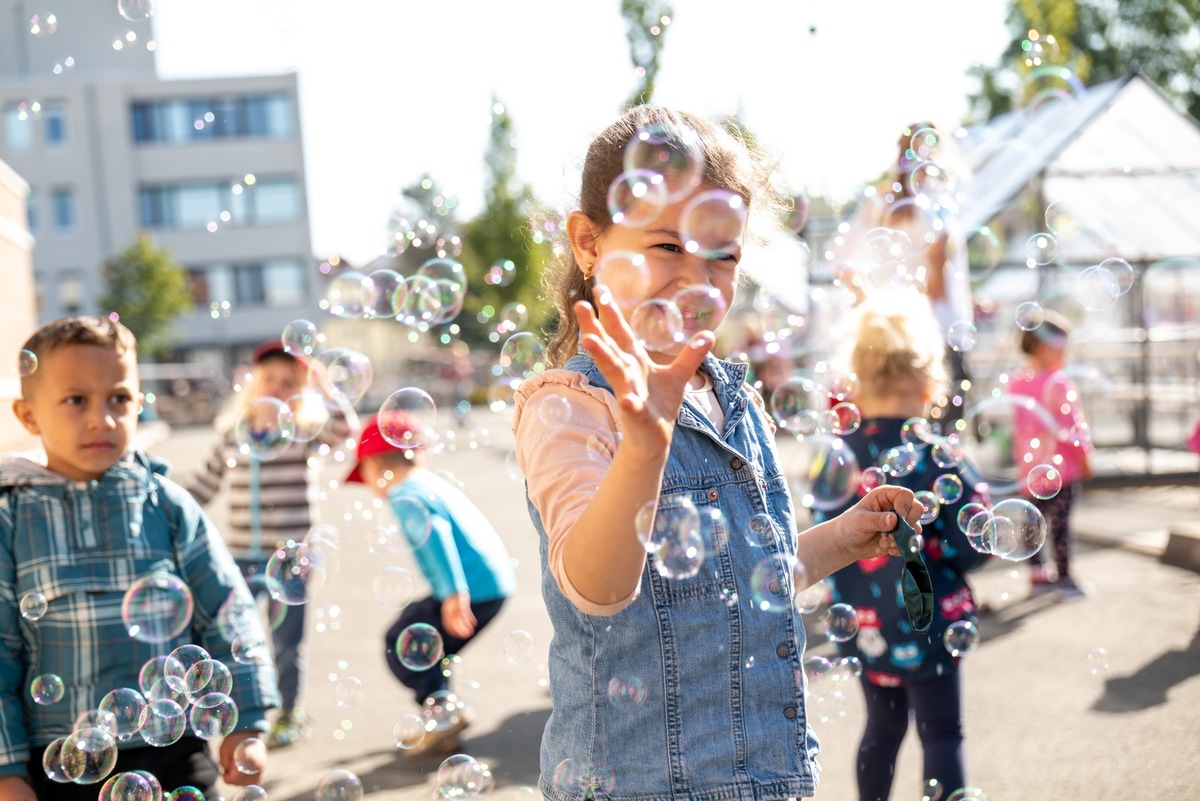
[441,593,476,639]
[573,291,714,456]
[0,776,37,801]
[218,731,267,786]
[838,486,922,561]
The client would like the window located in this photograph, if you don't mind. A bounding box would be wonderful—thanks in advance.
[264,260,307,306]
[234,264,266,305]
[59,269,83,314]
[4,104,32,151]
[51,187,75,234]
[131,94,294,144]
[25,191,37,235]
[138,177,301,230]
[188,260,307,307]
[43,103,67,147]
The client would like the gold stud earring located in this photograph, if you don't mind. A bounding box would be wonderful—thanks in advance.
[583,262,594,279]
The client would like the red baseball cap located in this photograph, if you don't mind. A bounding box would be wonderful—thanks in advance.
[252,339,293,365]
[344,412,417,484]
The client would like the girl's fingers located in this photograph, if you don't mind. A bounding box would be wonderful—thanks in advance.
[668,331,715,380]
[593,289,641,354]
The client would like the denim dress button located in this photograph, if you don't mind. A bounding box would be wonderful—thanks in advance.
[730,457,743,470]
[776,644,789,658]
[783,705,797,719]
[707,489,719,501]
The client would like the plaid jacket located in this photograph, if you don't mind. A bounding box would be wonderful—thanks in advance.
[0,452,279,777]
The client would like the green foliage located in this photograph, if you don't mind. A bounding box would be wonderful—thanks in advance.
[620,0,674,107]
[458,99,552,347]
[968,0,1200,122]
[98,233,193,358]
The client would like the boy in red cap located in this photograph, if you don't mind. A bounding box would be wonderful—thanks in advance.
[347,412,515,757]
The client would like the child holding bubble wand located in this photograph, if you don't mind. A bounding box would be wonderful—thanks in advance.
[512,106,922,801]
[810,288,991,801]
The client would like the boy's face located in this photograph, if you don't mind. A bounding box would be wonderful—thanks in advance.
[254,357,303,401]
[12,344,142,481]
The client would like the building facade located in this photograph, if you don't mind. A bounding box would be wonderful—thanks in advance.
[0,0,317,370]
[0,155,37,451]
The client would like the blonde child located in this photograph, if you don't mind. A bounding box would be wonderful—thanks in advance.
[512,106,922,801]
[185,340,356,747]
[1,316,276,801]
[1010,309,1093,598]
[812,290,991,801]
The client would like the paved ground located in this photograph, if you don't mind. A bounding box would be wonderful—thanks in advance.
[144,412,1200,801]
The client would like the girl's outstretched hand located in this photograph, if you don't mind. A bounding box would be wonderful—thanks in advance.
[838,485,922,561]
[574,290,714,455]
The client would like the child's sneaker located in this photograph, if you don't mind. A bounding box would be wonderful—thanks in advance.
[267,708,309,749]
[1029,565,1056,596]
[1056,576,1089,600]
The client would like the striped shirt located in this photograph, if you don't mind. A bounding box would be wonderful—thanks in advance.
[184,416,352,560]
[0,453,280,777]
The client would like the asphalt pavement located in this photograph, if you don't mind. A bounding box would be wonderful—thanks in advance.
[144,412,1200,801]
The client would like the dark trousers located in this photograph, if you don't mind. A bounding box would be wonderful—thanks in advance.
[28,737,219,801]
[1028,482,1076,579]
[238,557,306,709]
[384,595,506,704]
[856,669,965,801]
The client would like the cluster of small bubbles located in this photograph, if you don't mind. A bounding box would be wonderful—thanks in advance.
[20,591,48,621]
[499,332,547,379]
[503,630,536,665]
[823,603,859,643]
[62,726,119,783]
[932,474,964,504]
[630,298,683,351]
[1025,232,1058,266]
[436,753,487,799]
[1086,647,1110,677]
[316,769,363,801]
[623,122,704,201]
[372,566,415,610]
[956,502,989,534]
[392,713,426,749]
[679,189,747,258]
[396,623,445,671]
[484,258,517,287]
[234,397,295,461]
[607,674,647,706]
[945,320,978,353]
[122,573,194,643]
[138,698,186,747]
[98,688,147,742]
[913,490,940,525]
[334,676,364,707]
[607,169,668,227]
[189,692,238,739]
[265,541,329,605]
[859,466,887,492]
[879,444,919,477]
[17,348,38,377]
[28,11,58,36]
[30,673,65,705]
[1027,463,1063,500]
[943,620,980,656]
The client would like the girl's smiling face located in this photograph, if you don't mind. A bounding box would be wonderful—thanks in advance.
[571,186,745,364]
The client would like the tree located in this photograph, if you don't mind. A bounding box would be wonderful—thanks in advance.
[383,173,463,274]
[98,233,193,358]
[620,0,674,107]
[968,0,1200,123]
[459,98,552,346]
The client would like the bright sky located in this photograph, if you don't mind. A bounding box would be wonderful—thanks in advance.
[152,0,1011,266]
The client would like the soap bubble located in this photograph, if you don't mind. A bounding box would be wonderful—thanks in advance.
[392,714,426,750]
[325,271,372,318]
[946,320,978,353]
[651,522,705,580]
[315,769,363,801]
[802,436,860,512]
[20,591,48,621]
[1026,463,1062,500]
[285,391,331,443]
[30,673,65,705]
[281,319,322,357]
[335,676,364,707]
[372,566,416,610]
[672,283,728,338]
[607,169,668,227]
[17,348,38,377]
[499,332,547,379]
[61,726,118,784]
[959,394,1059,496]
[265,541,329,605]
[186,659,232,698]
[913,490,940,525]
[98,688,146,742]
[1099,257,1135,295]
[503,630,536,665]
[932,474,964,505]
[122,572,194,643]
[594,250,650,308]
[396,623,444,671]
[1014,301,1044,331]
[630,299,683,351]
[943,620,980,657]
[166,644,211,692]
[1025,232,1058,266]
[188,692,238,740]
[101,771,158,801]
[234,397,295,461]
[484,258,517,288]
[988,498,1047,561]
[167,788,204,801]
[364,269,405,318]
[1086,647,1110,676]
[138,699,185,747]
[316,347,373,406]
[623,121,704,201]
[42,737,72,783]
[823,603,859,643]
[607,674,648,706]
[956,502,989,534]
[231,787,267,801]
[378,388,437,449]
[679,188,747,259]
[231,634,270,665]
[117,0,154,22]
[436,754,487,799]
[1076,264,1120,310]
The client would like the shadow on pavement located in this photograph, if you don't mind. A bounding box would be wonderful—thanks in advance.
[1092,626,1200,713]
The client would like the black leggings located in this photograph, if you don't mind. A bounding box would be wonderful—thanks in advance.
[384,595,506,705]
[856,668,965,801]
